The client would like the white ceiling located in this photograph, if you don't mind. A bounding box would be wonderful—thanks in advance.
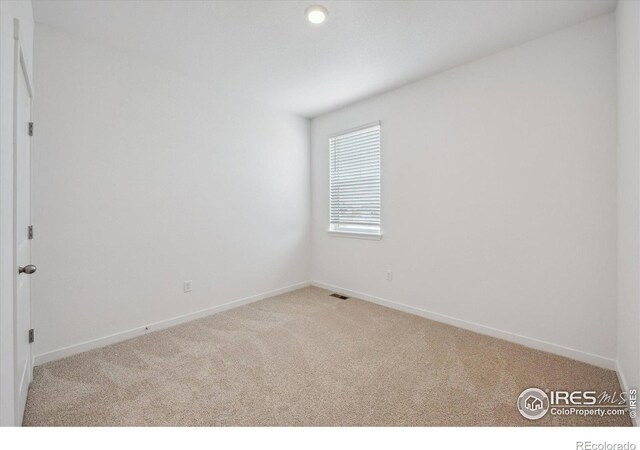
[33,0,616,118]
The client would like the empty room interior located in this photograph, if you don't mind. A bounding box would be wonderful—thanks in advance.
[1,0,640,434]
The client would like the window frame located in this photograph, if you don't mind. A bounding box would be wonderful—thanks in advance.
[327,121,383,240]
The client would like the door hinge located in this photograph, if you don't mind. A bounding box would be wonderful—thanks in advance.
[28,225,33,240]
[28,329,34,344]
[28,122,33,137]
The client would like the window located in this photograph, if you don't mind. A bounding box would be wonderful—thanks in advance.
[329,122,382,239]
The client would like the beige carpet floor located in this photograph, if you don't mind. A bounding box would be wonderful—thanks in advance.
[24,286,630,426]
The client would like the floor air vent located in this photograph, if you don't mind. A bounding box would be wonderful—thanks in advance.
[330,293,349,300]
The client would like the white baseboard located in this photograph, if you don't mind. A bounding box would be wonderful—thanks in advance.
[310,280,617,371]
[615,361,639,427]
[33,281,311,366]
[34,279,621,379]
[33,278,635,425]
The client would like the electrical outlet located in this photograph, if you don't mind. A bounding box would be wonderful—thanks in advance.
[184,280,193,293]
[386,271,393,281]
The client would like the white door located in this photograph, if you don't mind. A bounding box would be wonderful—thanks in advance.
[14,34,34,424]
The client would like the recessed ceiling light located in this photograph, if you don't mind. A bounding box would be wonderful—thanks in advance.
[305,5,328,24]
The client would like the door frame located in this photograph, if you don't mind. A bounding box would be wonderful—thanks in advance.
[12,17,33,425]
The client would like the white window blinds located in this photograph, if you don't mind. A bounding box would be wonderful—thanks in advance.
[329,123,381,237]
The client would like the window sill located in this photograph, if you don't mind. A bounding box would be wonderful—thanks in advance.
[327,230,383,240]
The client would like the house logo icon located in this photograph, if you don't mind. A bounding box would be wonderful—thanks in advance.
[525,395,543,411]
[517,388,549,420]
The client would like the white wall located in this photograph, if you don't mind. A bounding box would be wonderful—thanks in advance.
[311,14,617,367]
[25,3,631,380]
[0,0,34,427]
[31,25,310,360]
[616,0,640,405]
